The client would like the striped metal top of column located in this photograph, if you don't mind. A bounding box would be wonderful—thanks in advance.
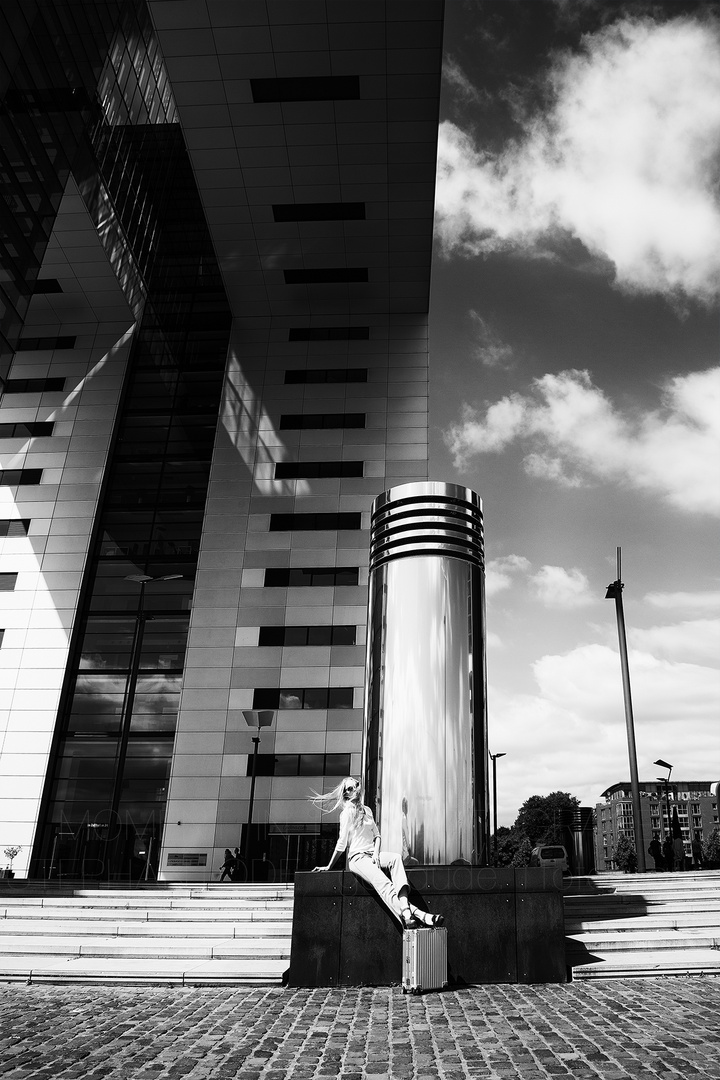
[369,481,483,570]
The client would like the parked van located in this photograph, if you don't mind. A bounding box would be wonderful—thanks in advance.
[529,845,569,872]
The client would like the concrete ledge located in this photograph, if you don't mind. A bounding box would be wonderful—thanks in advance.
[288,866,566,987]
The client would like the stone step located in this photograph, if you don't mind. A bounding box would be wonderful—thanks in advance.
[566,911,720,933]
[0,896,294,910]
[569,948,720,980]
[0,955,288,985]
[0,918,292,938]
[567,930,720,952]
[0,904,292,921]
[0,883,294,985]
[0,935,290,959]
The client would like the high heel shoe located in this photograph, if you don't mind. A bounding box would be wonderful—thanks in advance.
[414,911,444,927]
[401,907,419,929]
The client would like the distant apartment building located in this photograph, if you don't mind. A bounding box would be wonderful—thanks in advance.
[595,781,719,870]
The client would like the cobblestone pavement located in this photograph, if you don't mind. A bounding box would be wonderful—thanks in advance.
[0,979,719,1080]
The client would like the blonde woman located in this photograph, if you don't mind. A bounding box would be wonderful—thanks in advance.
[311,777,443,929]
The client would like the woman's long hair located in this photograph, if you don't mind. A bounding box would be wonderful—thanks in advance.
[310,777,363,820]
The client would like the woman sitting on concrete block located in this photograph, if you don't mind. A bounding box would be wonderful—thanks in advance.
[310,776,443,930]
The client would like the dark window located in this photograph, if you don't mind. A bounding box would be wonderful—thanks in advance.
[284,268,368,285]
[16,336,75,351]
[0,630,4,648]
[288,327,369,341]
[0,422,54,437]
[250,75,360,103]
[285,369,367,384]
[0,574,18,591]
[32,278,62,294]
[251,753,351,777]
[274,461,363,479]
[0,469,43,485]
[279,413,365,430]
[0,519,30,537]
[252,687,354,710]
[258,625,356,647]
[264,567,358,588]
[273,203,365,222]
[269,513,361,532]
[2,378,65,393]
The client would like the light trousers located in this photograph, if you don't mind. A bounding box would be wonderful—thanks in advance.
[348,850,409,919]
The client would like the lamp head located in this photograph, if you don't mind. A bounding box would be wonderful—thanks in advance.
[653,759,673,771]
[243,710,275,729]
[605,582,623,599]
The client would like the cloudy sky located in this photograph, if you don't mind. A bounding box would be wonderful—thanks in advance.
[429,0,720,826]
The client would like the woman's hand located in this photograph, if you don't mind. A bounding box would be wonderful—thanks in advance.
[312,864,329,872]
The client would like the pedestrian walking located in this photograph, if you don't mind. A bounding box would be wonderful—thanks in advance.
[218,848,234,882]
[662,836,674,871]
[648,836,663,871]
[691,835,704,870]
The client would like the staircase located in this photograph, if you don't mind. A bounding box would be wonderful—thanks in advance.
[0,883,293,985]
[565,870,720,979]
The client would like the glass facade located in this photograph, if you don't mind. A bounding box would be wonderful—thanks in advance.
[0,0,443,882]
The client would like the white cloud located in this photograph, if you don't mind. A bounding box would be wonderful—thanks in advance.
[443,57,484,104]
[486,554,530,596]
[489,641,720,823]
[468,310,514,368]
[435,17,720,305]
[445,367,720,516]
[630,619,720,666]
[529,565,595,609]
[644,590,720,614]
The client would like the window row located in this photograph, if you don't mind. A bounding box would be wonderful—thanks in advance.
[284,268,368,285]
[288,327,369,342]
[0,421,54,437]
[0,469,42,485]
[2,377,65,393]
[258,625,355,647]
[264,567,358,588]
[284,368,367,384]
[274,460,363,479]
[269,513,361,532]
[15,336,75,351]
[250,754,352,777]
[0,519,30,537]
[279,413,364,430]
[272,202,364,223]
[252,687,354,710]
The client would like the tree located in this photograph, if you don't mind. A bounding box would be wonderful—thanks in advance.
[494,826,527,867]
[514,791,580,846]
[703,828,720,869]
[614,834,638,873]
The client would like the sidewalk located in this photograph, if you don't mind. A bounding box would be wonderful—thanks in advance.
[1,979,719,1079]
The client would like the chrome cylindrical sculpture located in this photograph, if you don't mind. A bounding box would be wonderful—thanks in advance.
[362,482,488,866]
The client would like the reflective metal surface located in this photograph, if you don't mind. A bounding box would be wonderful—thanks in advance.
[363,483,488,866]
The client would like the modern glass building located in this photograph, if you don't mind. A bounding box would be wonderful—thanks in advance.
[0,1,444,881]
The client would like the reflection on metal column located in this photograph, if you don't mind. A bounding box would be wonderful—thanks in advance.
[362,482,488,866]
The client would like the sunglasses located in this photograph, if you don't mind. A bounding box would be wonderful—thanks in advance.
[344,782,359,794]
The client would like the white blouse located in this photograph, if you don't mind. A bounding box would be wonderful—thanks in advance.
[336,803,379,859]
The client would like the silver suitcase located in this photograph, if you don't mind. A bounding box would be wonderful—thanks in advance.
[402,926,448,994]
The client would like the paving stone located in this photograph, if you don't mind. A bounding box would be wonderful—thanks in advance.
[1,980,720,1079]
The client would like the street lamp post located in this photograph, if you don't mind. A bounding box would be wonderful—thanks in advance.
[654,758,673,843]
[242,710,275,879]
[605,548,646,872]
[490,752,506,866]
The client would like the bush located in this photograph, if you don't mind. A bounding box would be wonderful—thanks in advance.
[703,828,720,868]
[614,834,638,873]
